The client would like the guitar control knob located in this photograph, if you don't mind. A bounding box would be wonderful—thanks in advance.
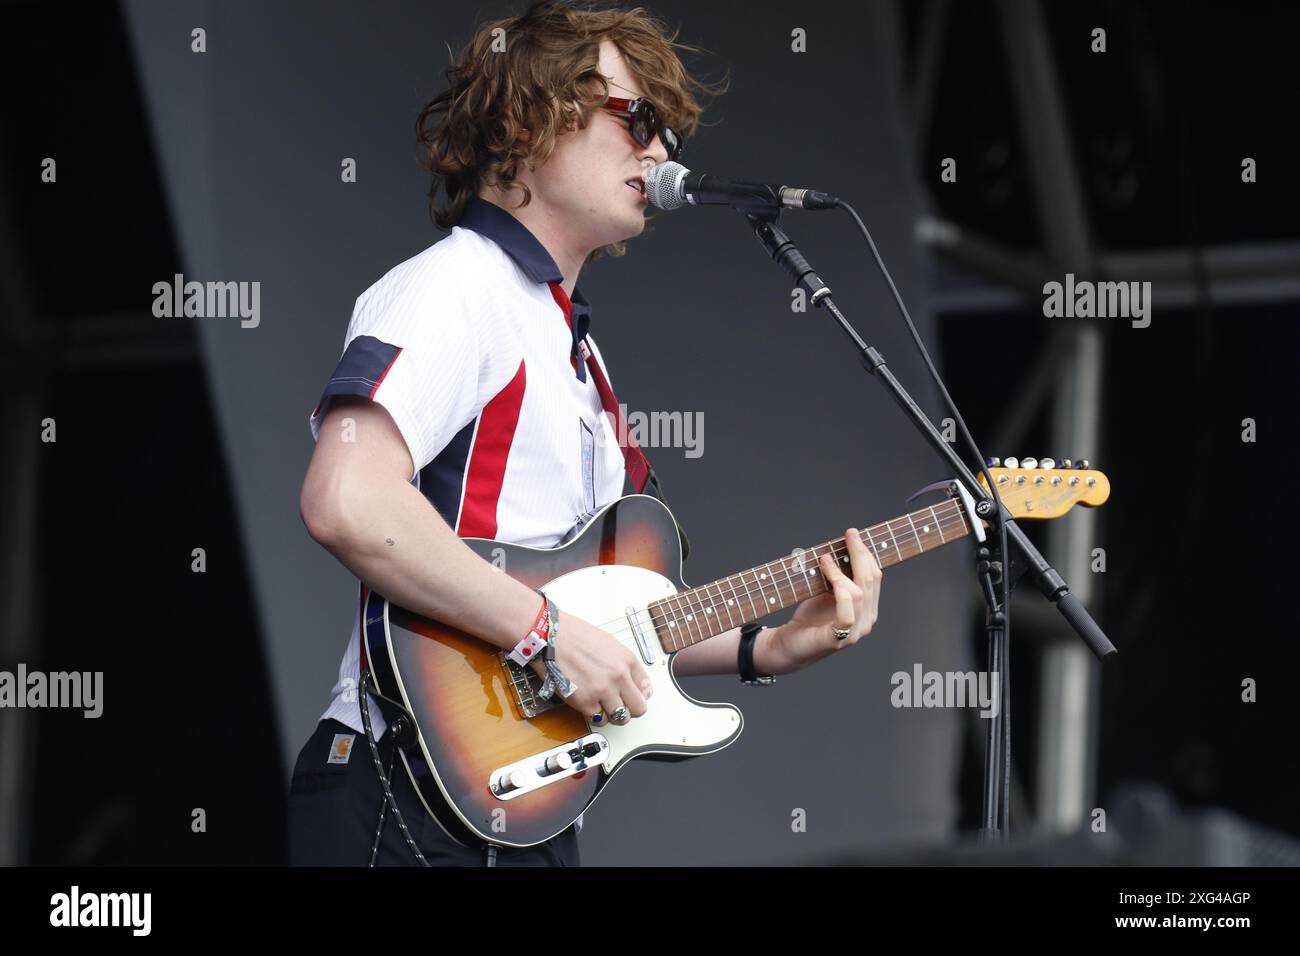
[1076,459,1090,469]
[542,752,573,776]
[986,457,1002,467]
[1061,459,1073,468]
[1003,456,1019,468]
[1021,457,1039,469]
[494,769,527,794]
[1039,457,1056,469]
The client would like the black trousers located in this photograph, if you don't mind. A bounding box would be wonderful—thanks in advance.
[288,718,581,867]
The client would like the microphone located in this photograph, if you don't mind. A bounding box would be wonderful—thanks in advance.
[643,161,839,212]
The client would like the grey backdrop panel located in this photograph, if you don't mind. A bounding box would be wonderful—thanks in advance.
[124,0,972,864]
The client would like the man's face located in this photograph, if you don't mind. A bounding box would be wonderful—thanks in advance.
[524,39,671,253]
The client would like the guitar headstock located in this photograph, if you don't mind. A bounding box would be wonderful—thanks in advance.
[978,456,1110,520]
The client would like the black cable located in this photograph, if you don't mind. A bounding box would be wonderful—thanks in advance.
[368,747,397,866]
[834,198,1013,835]
[359,670,431,867]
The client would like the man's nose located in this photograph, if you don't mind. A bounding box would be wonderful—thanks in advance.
[641,135,669,166]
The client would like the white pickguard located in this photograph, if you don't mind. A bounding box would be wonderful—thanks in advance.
[540,564,743,770]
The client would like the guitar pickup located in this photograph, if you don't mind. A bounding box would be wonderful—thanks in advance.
[626,606,658,665]
[488,734,609,800]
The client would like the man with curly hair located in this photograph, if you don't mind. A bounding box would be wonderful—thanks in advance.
[289,0,882,867]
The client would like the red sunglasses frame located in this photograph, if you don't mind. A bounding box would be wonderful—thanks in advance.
[602,96,683,161]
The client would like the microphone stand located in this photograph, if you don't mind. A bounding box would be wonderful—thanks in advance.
[741,208,1116,838]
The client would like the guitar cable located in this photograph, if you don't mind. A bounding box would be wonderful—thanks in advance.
[359,670,504,867]
[359,669,431,867]
[367,746,398,864]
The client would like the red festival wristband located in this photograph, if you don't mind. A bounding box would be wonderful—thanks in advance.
[507,595,552,666]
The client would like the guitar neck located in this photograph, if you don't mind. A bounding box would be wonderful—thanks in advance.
[647,495,974,652]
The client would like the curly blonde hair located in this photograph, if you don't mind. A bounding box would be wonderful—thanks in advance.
[416,0,725,260]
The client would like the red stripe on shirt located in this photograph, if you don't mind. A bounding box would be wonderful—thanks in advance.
[456,359,527,538]
[548,281,581,374]
[368,348,403,399]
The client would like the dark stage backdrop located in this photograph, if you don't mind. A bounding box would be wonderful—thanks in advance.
[122,0,969,863]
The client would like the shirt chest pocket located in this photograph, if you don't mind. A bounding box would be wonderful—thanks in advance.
[579,418,598,512]
[579,412,627,513]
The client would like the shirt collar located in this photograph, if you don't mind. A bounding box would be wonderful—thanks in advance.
[458,194,593,373]
[569,286,592,344]
[458,194,565,283]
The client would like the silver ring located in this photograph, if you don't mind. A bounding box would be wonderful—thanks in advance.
[610,706,630,724]
[832,626,852,641]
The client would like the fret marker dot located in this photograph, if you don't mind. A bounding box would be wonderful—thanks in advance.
[760,572,767,579]
[669,621,676,628]
[686,614,693,621]
[727,599,734,606]
[922,525,930,533]
[705,608,712,614]
[768,597,776,605]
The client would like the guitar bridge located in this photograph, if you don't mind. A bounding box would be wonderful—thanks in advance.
[501,653,563,718]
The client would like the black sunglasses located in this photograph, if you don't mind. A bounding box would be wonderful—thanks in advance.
[602,96,683,162]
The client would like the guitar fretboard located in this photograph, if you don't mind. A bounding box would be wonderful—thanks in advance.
[646,496,974,651]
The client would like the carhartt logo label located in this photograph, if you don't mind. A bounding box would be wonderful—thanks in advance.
[328,733,356,764]
[49,886,151,936]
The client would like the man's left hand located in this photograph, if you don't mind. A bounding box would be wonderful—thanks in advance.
[758,528,882,674]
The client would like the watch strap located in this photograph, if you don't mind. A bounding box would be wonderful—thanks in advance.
[738,623,776,686]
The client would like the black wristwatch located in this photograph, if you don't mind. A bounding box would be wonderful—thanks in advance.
[738,623,776,686]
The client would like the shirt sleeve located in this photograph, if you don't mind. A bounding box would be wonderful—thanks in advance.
[309,265,490,478]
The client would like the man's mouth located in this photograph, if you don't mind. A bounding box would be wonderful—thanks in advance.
[625,177,645,197]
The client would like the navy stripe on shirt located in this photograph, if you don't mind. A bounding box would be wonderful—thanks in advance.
[316,334,402,405]
[417,419,477,528]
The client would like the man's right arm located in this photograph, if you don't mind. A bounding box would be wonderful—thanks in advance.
[301,396,544,650]
[299,396,651,718]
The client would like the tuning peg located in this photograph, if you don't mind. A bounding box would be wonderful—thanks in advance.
[1021,457,1039,469]
[1039,457,1056,469]
[1003,456,1019,468]
[986,457,1002,467]
[1075,459,1090,469]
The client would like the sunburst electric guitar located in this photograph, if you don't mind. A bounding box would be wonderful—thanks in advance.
[361,461,1110,847]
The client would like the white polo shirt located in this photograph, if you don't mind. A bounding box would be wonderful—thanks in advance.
[309,196,629,744]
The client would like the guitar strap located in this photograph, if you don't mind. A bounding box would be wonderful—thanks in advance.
[549,281,691,560]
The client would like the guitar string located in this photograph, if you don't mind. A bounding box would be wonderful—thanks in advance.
[637,507,973,647]
[575,516,973,661]
[585,503,972,641]
[509,480,1091,668]
[545,475,1081,640]
[630,476,1092,644]
[562,503,974,648]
